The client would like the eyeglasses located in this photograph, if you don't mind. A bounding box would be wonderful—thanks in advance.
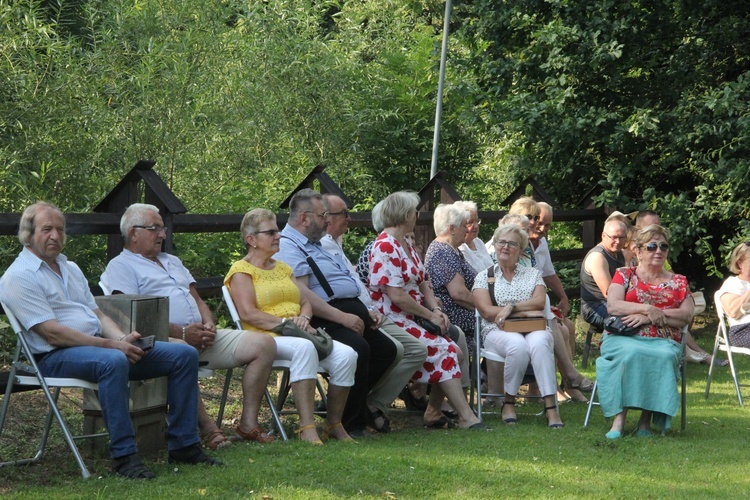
[467,219,482,227]
[643,242,669,252]
[304,211,330,219]
[525,214,541,222]
[604,233,627,241]
[494,239,520,249]
[328,210,350,218]
[255,229,280,237]
[133,225,168,235]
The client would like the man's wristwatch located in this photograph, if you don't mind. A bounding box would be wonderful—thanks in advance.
[182,325,187,341]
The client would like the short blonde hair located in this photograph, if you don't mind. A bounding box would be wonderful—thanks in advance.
[729,242,750,275]
[241,208,276,245]
[509,196,540,217]
[492,224,529,250]
[379,191,420,228]
[635,224,670,249]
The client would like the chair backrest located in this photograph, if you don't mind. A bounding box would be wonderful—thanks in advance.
[221,286,243,330]
[714,290,729,340]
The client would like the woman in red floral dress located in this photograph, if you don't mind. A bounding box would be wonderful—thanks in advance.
[368,191,485,430]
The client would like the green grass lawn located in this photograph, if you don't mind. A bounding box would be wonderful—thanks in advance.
[2,322,750,498]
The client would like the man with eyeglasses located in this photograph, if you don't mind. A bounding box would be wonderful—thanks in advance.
[0,202,216,479]
[276,189,399,438]
[102,203,277,448]
[580,219,627,330]
[319,194,427,433]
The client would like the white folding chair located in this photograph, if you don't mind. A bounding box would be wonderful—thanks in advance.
[221,286,328,441]
[705,291,750,406]
[472,309,547,421]
[0,302,107,479]
[584,325,688,433]
[99,277,233,428]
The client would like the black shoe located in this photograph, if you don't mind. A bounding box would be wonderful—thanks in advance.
[399,387,428,411]
[346,428,372,439]
[168,443,223,466]
[365,408,391,434]
[112,453,156,479]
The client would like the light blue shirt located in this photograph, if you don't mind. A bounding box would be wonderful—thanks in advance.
[0,248,101,354]
[320,234,373,307]
[102,249,202,326]
[275,225,361,302]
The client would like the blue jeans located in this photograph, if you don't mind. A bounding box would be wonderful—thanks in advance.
[37,341,200,459]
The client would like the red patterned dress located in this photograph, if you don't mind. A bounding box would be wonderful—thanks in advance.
[368,231,461,384]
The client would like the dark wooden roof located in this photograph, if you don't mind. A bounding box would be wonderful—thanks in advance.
[417,170,462,209]
[279,164,352,209]
[93,160,187,215]
[501,175,558,207]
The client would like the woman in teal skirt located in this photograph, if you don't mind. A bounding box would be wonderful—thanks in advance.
[596,224,694,439]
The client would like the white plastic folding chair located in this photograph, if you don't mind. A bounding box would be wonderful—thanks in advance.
[0,302,107,479]
[583,325,688,433]
[472,309,547,421]
[99,277,233,428]
[221,286,328,441]
[705,291,750,406]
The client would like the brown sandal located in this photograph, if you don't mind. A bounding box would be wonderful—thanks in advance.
[205,430,231,450]
[236,425,275,443]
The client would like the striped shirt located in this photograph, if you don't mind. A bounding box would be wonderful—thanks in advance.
[0,248,100,354]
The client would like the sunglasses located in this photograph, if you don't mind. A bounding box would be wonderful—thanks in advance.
[643,242,669,252]
[525,214,541,222]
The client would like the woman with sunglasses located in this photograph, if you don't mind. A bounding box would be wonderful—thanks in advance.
[225,209,358,443]
[597,224,694,439]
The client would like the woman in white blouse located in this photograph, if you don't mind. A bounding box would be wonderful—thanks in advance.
[455,200,493,273]
[719,242,750,348]
[472,224,563,428]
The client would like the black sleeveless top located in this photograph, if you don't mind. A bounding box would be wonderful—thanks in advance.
[580,245,624,306]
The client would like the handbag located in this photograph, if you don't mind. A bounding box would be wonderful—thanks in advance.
[603,315,640,336]
[418,318,442,335]
[603,267,640,336]
[272,319,334,360]
[504,315,547,333]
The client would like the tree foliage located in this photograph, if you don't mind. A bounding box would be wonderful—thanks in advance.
[457,0,750,281]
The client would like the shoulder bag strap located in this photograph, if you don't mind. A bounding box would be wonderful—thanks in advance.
[486,265,498,307]
[281,235,335,299]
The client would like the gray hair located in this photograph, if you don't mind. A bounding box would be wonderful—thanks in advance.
[289,188,323,222]
[120,203,160,240]
[379,191,420,228]
[433,203,469,236]
[241,208,276,246]
[453,200,477,215]
[18,201,65,247]
[492,223,529,250]
[500,213,529,230]
[372,200,385,232]
[538,202,553,217]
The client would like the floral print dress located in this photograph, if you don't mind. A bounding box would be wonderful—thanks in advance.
[611,267,688,343]
[368,231,461,384]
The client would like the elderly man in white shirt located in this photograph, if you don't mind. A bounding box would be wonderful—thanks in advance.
[321,194,427,432]
[102,203,277,449]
